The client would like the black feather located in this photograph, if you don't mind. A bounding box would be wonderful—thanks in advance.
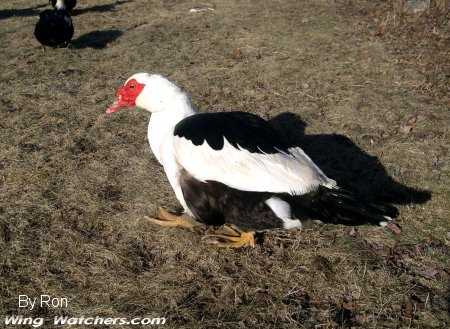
[286,186,398,226]
[174,111,291,154]
[34,9,74,48]
[179,170,284,230]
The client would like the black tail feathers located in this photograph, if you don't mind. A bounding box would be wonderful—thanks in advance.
[289,186,398,226]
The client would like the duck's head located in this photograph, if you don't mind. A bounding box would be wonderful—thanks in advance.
[106,73,185,114]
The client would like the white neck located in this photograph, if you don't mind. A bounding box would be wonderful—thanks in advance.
[147,93,196,164]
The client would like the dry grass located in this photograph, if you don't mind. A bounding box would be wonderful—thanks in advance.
[0,0,448,328]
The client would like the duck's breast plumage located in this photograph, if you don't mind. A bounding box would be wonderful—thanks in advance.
[34,9,74,47]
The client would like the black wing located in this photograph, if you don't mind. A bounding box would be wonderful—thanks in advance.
[174,111,291,154]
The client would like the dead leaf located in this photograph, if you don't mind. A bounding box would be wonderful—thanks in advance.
[399,125,412,135]
[258,252,270,261]
[149,249,162,261]
[416,114,428,122]
[364,239,390,259]
[16,57,27,66]
[402,113,414,122]
[301,17,309,24]
[392,244,415,256]
[407,116,417,125]
[331,42,340,49]
[274,246,286,258]
[387,222,402,235]
[232,49,243,60]
[402,300,413,317]
[349,227,357,237]
[254,290,269,304]
[414,267,438,278]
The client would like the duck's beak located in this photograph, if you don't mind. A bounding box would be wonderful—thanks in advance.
[106,87,130,113]
[106,95,129,113]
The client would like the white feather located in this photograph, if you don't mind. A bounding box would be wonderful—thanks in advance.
[265,197,301,229]
[379,216,392,227]
[158,136,192,216]
[133,74,195,164]
[172,137,335,195]
[55,0,65,10]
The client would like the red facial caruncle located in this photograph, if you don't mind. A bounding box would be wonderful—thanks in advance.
[106,79,145,113]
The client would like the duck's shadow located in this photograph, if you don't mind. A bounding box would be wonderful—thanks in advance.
[0,4,45,20]
[269,112,431,205]
[72,0,133,15]
[71,30,122,49]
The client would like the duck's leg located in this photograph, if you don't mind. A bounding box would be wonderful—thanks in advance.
[204,225,255,248]
[144,207,201,229]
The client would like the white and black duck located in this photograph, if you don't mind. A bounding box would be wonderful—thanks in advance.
[34,8,74,50]
[106,73,398,248]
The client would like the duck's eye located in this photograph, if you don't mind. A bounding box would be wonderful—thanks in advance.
[129,84,135,89]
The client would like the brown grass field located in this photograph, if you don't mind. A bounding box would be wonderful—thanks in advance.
[0,0,448,328]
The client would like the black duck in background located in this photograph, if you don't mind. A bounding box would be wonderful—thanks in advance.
[34,8,74,51]
[49,0,77,12]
